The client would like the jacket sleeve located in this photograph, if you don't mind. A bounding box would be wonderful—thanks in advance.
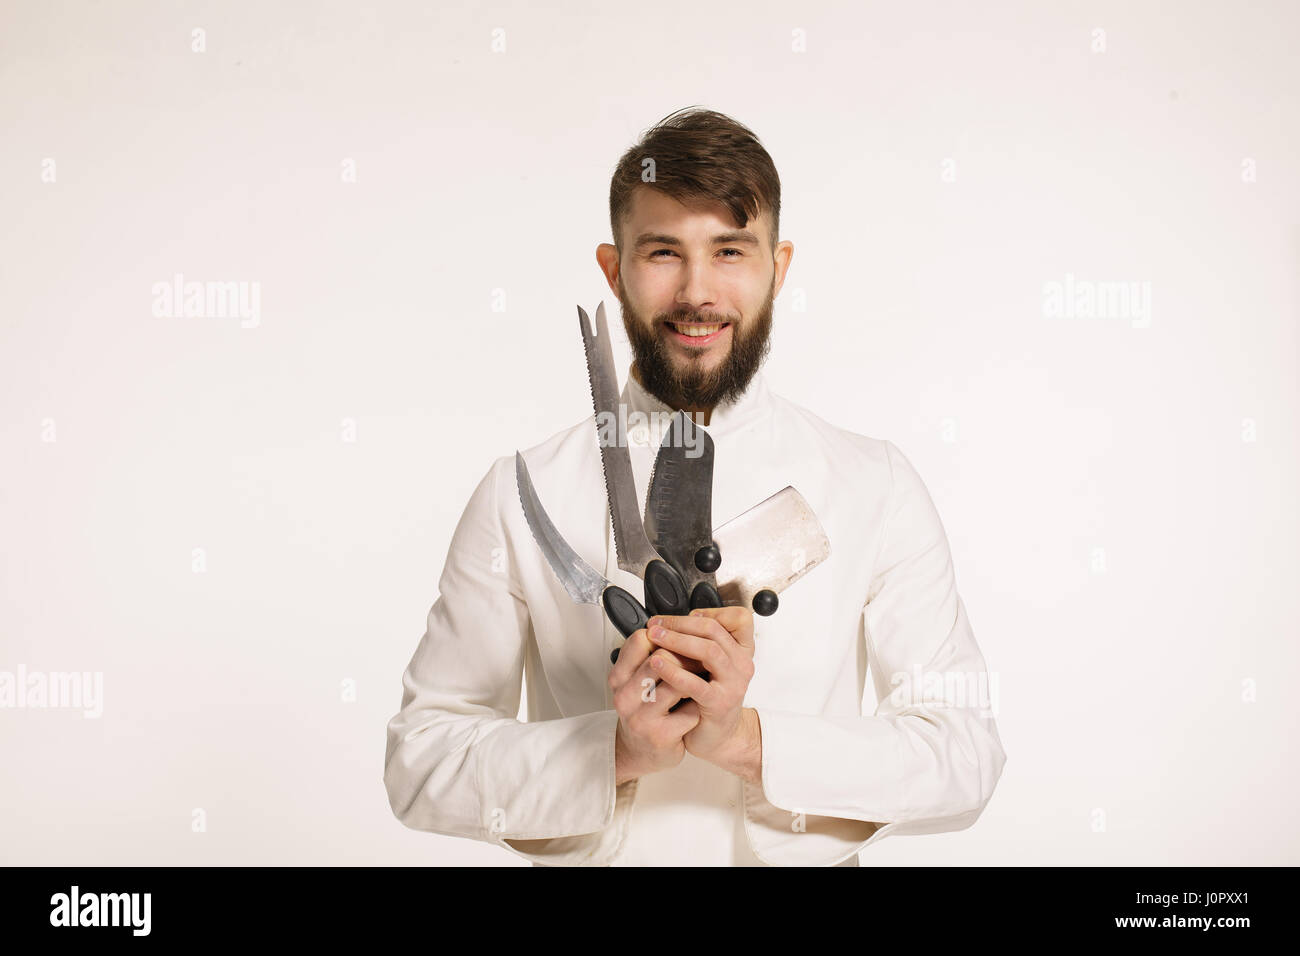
[383,455,635,866]
[742,439,1007,866]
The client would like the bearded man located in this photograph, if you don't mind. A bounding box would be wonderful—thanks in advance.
[384,107,1006,867]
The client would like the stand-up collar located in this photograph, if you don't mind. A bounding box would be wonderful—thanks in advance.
[620,362,774,445]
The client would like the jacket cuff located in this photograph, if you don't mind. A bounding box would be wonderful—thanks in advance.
[741,706,894,866]
[475,709,635,866]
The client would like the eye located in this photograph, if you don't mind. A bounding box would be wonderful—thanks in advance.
[649,249,743,259]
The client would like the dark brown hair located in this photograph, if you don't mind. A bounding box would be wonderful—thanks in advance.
[608,107,781,254]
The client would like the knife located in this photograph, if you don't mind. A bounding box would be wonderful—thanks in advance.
[643,410,723,610]
[578,302,691,618]
[517,450,705,693]
[514,451,649,640]
[712,486,831,615]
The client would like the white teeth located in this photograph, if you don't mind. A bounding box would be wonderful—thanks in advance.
[671,323,725,337]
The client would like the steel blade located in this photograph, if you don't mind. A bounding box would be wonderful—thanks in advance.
[578,301,660,574]
[712,486,831,607]
[644,411,717,590]
[514,451,608,607]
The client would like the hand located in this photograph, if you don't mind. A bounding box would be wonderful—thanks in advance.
[643,607,758,777]
[607,626,703,785]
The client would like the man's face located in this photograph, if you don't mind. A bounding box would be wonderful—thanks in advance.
[606,188,788,412]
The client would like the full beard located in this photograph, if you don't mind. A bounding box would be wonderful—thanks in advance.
[617,276,774,413]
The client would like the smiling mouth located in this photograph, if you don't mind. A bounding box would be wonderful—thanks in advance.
[665,320,731,342]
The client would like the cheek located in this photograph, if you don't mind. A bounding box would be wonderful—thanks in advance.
[622,290,667,323]
[645,291,681,319]
[720,278,762,313]
[622,264,669,296]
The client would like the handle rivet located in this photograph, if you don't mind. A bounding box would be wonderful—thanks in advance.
[752,589,779,616]
[694,544,722,573]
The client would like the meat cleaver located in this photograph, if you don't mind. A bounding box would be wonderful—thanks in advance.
[641,410,830,617]
[710,486,831,616]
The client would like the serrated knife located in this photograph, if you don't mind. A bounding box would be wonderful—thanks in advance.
[517,451,700,684]
[578,301,690,618]
[514,451,650,640]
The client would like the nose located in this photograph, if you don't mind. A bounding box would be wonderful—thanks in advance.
[674,260,719,318]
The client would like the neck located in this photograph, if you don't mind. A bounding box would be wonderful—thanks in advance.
[631,363,713,426]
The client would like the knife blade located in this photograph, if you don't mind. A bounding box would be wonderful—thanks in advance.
[514,451,649,640]
[578,301,690,618]
[712,486,831,615]
[643,410,723,609]
[517,450,706,686]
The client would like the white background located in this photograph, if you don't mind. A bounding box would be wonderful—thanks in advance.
[1,0,1296,865]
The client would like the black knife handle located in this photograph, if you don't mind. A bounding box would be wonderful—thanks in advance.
[602,585,649,641]
[643,558,690,617]
[689,581,722,610]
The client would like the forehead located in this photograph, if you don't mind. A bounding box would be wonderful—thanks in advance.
[623,186,771,245]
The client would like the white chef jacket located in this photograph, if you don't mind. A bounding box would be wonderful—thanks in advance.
[384,365,1007,866]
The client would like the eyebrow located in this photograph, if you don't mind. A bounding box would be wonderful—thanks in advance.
[633,230,762,249]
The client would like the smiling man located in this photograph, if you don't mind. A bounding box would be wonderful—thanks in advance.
[384,107,1007,866]
[606,184,784,426]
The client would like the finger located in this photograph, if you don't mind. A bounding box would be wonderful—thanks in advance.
[647,625,727,676]
[617,650,684,714]
[652,612,740,653]
[607,627,650,691]
[687,606,755,653]
[648,653,713,705]
[660,702,702,738]
[609,628,684,689]
[649,613,745,667]
[638,651,688,714]
[668,699,701,725]
[644,676,683,714]
[610,622,701,685]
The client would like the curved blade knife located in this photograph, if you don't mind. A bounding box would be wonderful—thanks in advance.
[578,301,690,618]
[514,451,649,641]
[643,410,723,610]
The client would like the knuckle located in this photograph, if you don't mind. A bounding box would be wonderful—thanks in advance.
[652,649,680,669]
